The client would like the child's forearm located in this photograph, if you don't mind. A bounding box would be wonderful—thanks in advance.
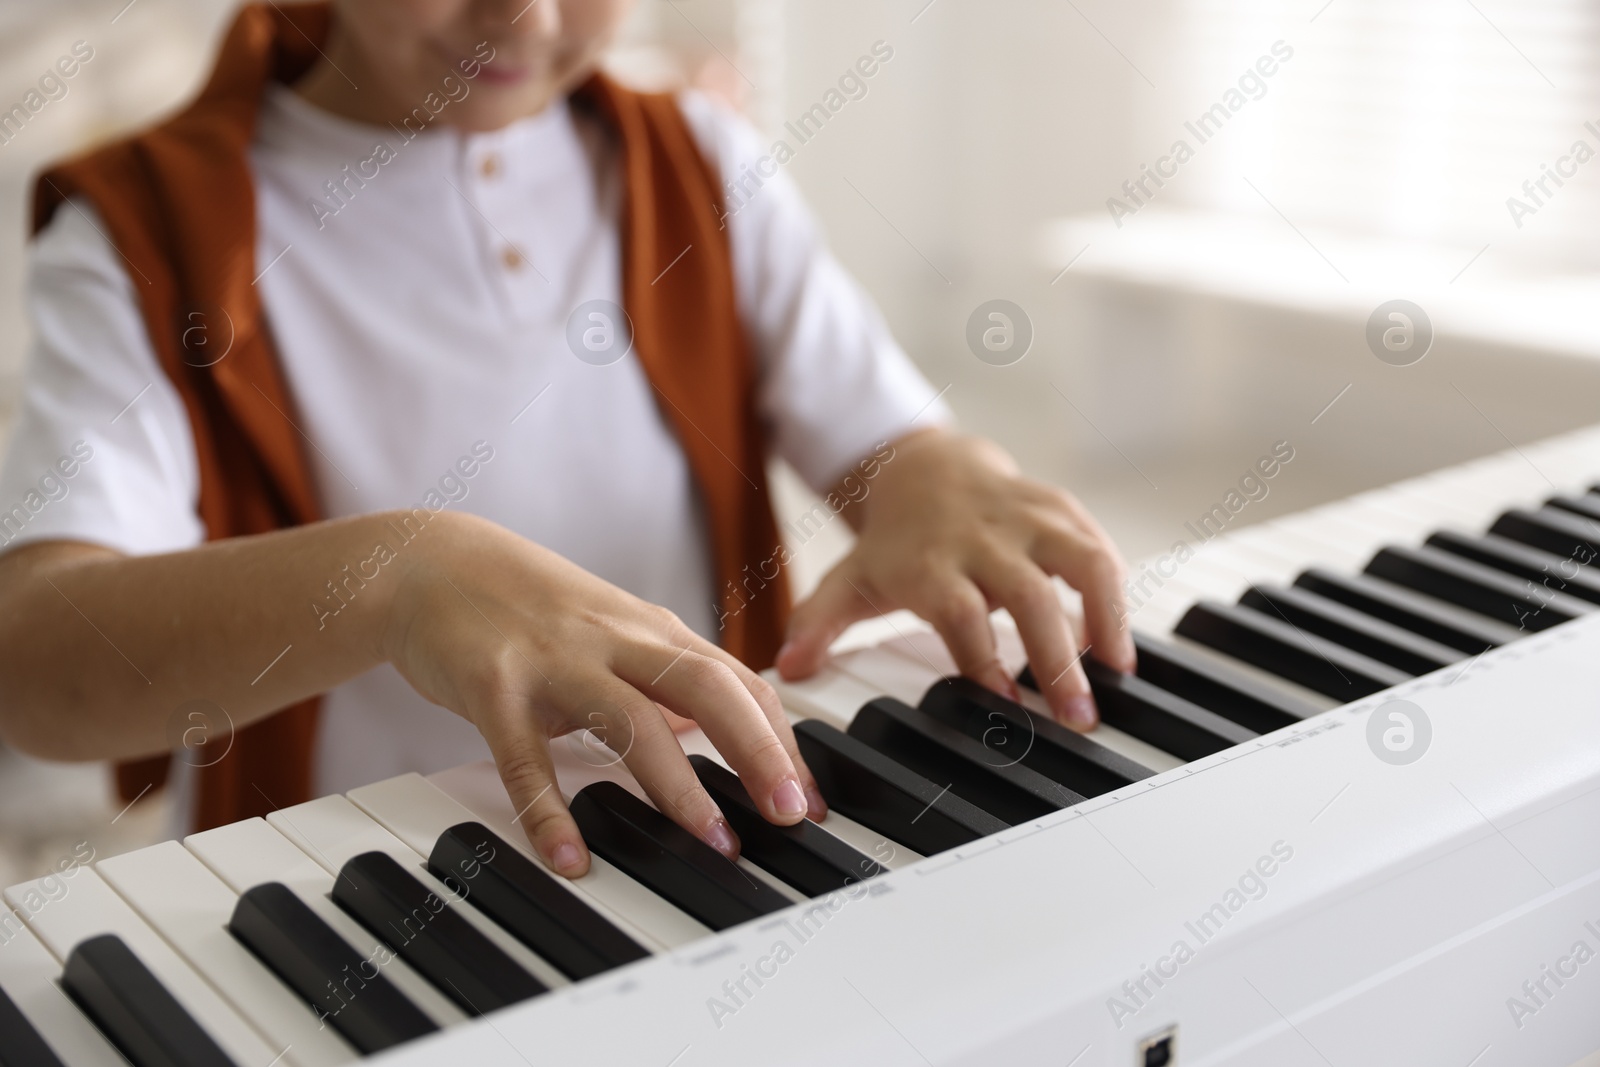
[0,509,823,880]
[0,510,418,761]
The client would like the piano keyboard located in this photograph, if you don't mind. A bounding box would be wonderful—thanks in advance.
[5,423,1600,1066]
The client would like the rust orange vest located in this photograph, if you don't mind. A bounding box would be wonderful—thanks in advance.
[32,2,788,830]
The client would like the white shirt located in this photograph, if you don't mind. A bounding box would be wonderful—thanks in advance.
[0,85,946,801]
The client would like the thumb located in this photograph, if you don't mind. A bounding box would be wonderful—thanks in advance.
[777,557,881,680]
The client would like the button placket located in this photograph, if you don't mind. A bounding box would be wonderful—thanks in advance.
[459,135,527,315]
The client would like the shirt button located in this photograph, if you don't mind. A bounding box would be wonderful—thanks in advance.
[480,154,500,178]
[501,246,525,271]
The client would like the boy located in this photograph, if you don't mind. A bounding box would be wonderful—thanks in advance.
[0,0,1131,879]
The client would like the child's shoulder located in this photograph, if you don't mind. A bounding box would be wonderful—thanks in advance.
[671,87,770,173]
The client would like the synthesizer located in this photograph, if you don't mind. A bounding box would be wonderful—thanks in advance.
[4,423,1600,1066]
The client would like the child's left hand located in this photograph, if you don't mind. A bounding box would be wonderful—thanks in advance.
[775,429,1134,730]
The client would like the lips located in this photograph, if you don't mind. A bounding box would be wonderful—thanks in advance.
[475,63,531,86]
[429,40,529,84]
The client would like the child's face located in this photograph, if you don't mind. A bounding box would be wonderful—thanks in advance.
[333,0,637,129]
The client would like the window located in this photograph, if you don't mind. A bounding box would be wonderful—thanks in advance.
[1160,0,1600,270]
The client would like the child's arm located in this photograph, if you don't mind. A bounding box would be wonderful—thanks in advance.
[0,509,821,877]
[777,428,1135,731]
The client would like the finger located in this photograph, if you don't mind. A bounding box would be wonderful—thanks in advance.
[776,556,882,680]
[479,726,589,878]
[979,556,1095,730]
[906,571,1015,701]
[661,707,698,733]
[591,677,742,859]
[1034,524,1135,674]
[695,644,828,820]
[627,646,809,826]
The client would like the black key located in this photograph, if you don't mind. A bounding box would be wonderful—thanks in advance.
[1130,632,1320,732]
[1020,660,1258,758]
[1547,493,1600,523]
[332,851,546,1015]
[428,822,648,981]
[847,697,1082,824]
[1239,584,1462,674]
[569,782,791,931]
[229,882,434,1054]
[1176,599,1408,700]
[1365,544,1592,631]
[1425,530,1600,605]
[918,675,1152,797]
[1294,567,1522,652]
[794,719,1005,855]
[61,934,236,1067]
[0,983,66,1067]
[1086,658,1258,757]
[1490,507,1600,564]
[689,756,886,896]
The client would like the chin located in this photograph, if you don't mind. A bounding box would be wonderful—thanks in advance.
[450,91,560,131]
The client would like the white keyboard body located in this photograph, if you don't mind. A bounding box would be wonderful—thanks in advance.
[6,423,1600,1066]
[361,617,1600,1067]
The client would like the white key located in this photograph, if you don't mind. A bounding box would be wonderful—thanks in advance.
[1256,516,1370,570]
[1355,486,1459,528]
[1193,539,1298,587]
[766,663,882,729]
[833,643,943,706]
[1133,580,1212,633]
[1418,468,1530,514]
[268,796,570,991]
[1340,497,1434,541]
[808,811,921,870]
[96,840,356,1066]
[1532,435,1600,486]
[1455,456,1552,506]
[1378,480,1488,527]
[425,766,718,951]
[1217,525,1321,573]
[345,773,666,953]
[1162,553,1251,603]
[829,610,932,655]
[879,631,957,675]
[0,914,123,1067]
[1301,509,1392,556]
[5,868,281,1067]
[184,817,468,1027]
[882,625,1019,678]
[1126,598,1185,637]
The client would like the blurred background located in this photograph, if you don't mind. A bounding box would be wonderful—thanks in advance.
[3,0,1600,881]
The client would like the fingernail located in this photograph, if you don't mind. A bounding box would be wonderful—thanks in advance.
[551,842,583,874]
[772,778,808,818]
[776,640,797,665]
[1064,695,1097,729]
[705,818,740,858]
[804,784,828,819]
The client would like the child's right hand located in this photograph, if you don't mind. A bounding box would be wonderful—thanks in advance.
[381,511,824,878]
